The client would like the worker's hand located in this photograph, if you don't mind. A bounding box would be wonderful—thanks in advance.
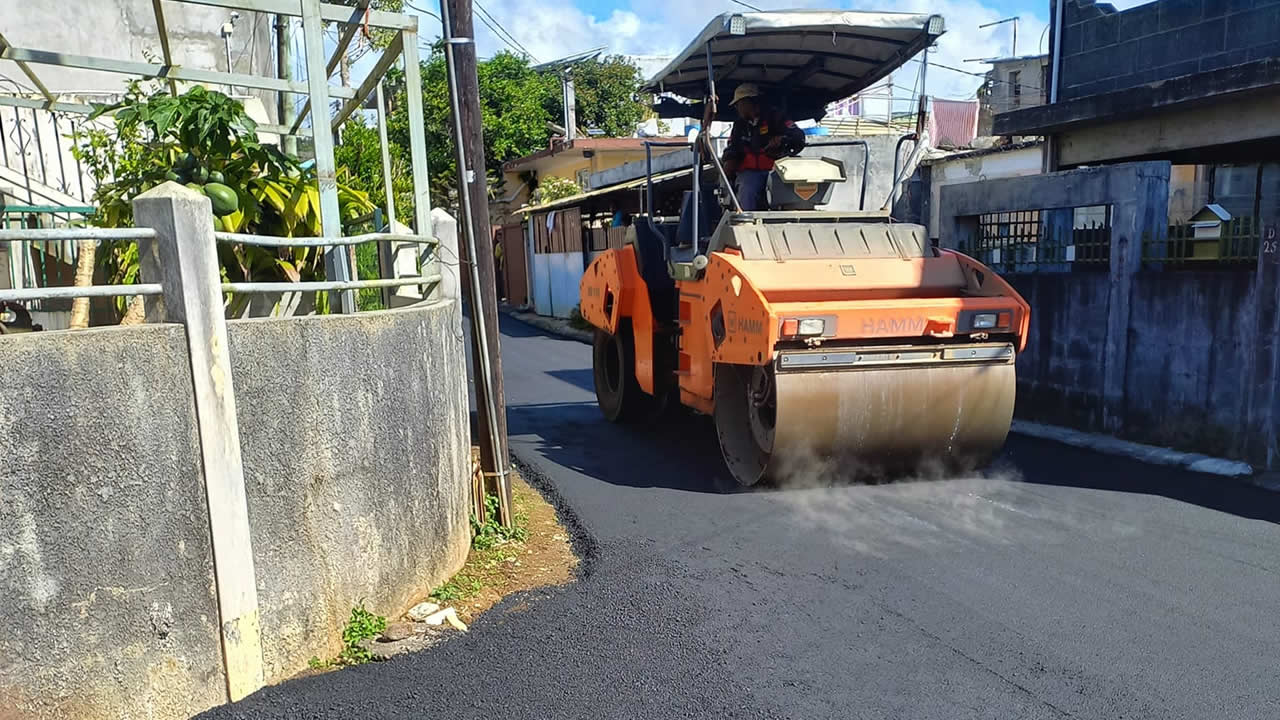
[764,136,784,154]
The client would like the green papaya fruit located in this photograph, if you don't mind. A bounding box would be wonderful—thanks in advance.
[164,170,181,182]
[185,182,206,195]
[208,170,225,184]
[191,166,210,184]
[205,182,240,217]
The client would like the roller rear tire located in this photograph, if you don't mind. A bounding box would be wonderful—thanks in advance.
[593,324,652,422]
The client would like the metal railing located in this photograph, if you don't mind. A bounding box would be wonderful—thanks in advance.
[0,102,105,206]
[0,226,441,308]
[956,210,1112,273]
[213,230,441,298]
[1142,217,1261,266]
[0,226,159,304]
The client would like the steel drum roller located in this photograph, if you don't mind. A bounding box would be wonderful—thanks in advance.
[715,345,1017,486]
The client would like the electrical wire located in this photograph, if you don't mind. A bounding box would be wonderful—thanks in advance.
[729,0,764,10]
[403,1,440,22]
[908,56,1043,92]
[474,2,539,61]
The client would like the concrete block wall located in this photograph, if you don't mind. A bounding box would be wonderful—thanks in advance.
[0,301,472,718]
[1058,0,1280,100]
[937,160,1280,468]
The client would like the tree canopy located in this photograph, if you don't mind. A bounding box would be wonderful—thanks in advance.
[372,50,646,217]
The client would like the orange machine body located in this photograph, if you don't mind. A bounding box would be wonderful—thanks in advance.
[579,244,1030,416]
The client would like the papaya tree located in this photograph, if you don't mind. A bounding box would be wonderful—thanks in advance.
[72,83,377,320]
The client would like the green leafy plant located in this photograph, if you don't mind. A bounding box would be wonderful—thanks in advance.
[337,602,388,666]
[71,83,376,316]
[534,176,581,205]
[470,492,529,551]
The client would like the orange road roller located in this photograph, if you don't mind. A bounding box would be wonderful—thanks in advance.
[577,10,1029,486]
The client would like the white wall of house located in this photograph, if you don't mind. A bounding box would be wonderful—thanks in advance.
[0,0,275,96]
[925,144,1046,240]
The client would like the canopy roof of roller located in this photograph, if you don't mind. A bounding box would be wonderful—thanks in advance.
[643,11,944,122]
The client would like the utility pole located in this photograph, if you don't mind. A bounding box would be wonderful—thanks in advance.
[274,14,297,157]
[440,0,513,527]
[563,74,577,140]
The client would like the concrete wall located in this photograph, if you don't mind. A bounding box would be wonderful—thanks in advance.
[923,144,1046,240]
[937,158,1280,467]
[0,299,472,717]
[1058,0,1280,100]
[0,324,225,720]
[1011,268,1266,462]
[229,302,471,681]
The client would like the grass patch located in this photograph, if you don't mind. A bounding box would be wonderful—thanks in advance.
[420,469,579,624]
[428,492,531,606]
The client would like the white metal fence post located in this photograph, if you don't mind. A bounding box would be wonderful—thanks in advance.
[133,182,265,702]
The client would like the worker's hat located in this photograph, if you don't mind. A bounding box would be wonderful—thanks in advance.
[729,83,763,106]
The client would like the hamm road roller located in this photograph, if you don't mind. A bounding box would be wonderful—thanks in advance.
[578,10,1030,486]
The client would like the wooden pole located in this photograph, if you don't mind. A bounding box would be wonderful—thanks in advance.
[440,0,512,527]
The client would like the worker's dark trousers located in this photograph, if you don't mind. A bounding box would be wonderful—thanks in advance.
[735,170,769,211]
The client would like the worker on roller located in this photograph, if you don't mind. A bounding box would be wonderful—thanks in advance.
[719,83,806,211]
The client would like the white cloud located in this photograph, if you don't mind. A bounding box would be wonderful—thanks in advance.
[407,0,1050,110]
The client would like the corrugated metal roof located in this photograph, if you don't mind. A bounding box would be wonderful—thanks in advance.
[521,167,697,213]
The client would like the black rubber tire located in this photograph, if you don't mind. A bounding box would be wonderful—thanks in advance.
[593,324,651,423]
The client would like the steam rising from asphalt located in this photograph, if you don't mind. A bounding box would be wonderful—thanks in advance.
[765,451,1143,558]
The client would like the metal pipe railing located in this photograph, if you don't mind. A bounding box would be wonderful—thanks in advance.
[0,283,162,302]
[212,231,437,248]
[0,227,440,305]
[643,140,694,218]
[0,227,156,241]
[223,274,440,295]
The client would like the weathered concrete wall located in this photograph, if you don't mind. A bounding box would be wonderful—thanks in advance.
[0,298,472,715]
[933,160,1280,465]
[1009,268,1267,465]
[0,324,226,720]
[0,0,275,95]
[1009,272,1111,431]
[1123,270,1257,458]
[1058,0,1280,101]
[228,299,471,682]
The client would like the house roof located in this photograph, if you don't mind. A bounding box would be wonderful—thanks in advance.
[502,138,663,172]
[521,166,698,213]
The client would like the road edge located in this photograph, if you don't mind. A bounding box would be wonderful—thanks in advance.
[500,306,1260,483]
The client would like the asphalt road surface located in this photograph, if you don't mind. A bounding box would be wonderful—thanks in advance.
[204,313,1280,720]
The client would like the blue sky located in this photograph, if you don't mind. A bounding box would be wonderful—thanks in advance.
[397,0,1151,107]
[378,0,1152,112]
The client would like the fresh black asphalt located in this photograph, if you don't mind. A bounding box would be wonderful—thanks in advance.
[202,312,1280,719]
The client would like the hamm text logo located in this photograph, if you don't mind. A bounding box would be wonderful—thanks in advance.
[862,317,926,335]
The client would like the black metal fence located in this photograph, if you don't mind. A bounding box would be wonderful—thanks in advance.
[1142,216,1262,266]
[956,206,1111,273]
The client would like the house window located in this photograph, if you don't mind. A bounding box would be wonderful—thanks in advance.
[576,168,591,189]
[1009,71,1021,108]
